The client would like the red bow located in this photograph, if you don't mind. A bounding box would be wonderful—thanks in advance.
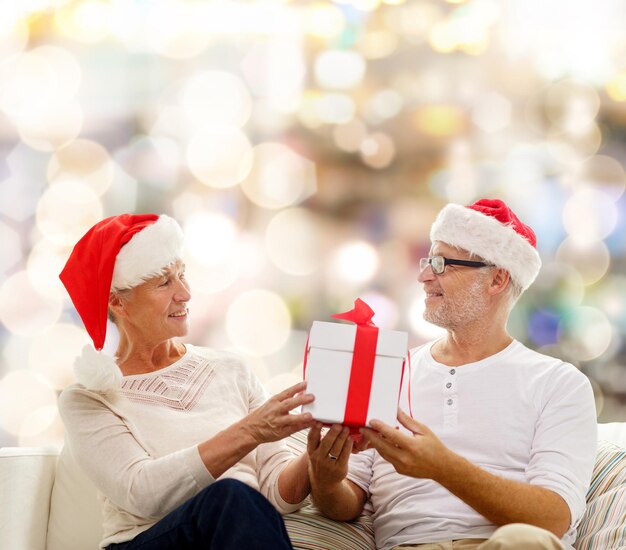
[331,298,376,327]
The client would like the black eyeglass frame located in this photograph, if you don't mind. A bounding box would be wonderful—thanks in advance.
[419,256,490,275]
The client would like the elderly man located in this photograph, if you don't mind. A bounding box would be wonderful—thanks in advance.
[307,199,597,550]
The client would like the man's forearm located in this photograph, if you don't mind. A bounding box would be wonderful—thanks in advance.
[436,450,571,537]
[311,479,366,522]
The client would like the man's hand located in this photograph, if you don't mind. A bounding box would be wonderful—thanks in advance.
[362,409,571,538]
[360,409,451,481]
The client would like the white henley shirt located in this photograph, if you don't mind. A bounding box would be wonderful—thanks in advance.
[347,339,597,550]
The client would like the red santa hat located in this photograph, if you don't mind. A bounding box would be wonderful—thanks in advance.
[59,214,184,392]
[430,198,541,291]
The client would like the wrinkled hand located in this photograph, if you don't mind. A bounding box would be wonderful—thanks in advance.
[307,423,353,488]
[360,409,451,480]
[241,381,315,445]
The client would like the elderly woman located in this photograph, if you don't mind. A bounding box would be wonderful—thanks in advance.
[58,214,314,550]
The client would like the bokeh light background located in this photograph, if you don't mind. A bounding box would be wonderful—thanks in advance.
[1,0,626,448]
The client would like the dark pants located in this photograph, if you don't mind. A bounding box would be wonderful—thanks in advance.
[107,479,294,550]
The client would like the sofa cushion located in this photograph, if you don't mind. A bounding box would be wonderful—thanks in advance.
[47,442,102,550]
[575,440,626,550]
[285,499,375,550]
[283,429,375,550]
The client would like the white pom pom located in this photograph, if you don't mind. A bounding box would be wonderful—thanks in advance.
[74,345,122,392]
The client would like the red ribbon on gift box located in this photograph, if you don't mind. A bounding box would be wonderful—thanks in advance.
[331,298,379,428]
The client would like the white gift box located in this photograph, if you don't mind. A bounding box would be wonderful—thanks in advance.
[302,321,408,428]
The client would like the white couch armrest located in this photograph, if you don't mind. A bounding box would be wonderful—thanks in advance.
[0,446,59,550]
[597,422,626,448]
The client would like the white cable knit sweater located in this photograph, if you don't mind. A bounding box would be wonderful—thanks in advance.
[58,345,303,548]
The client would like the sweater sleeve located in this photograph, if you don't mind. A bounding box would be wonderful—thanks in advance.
[256,440,305,514]
[245,368,306,514]
[58,386,214,519]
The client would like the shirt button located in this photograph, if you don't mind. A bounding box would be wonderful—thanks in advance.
[446,382,452,389]
[447,398,453,405]
[450,369,456,375]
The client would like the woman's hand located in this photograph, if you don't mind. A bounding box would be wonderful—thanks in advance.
[307,423,353,488]
[306,422,368,521]
[240,381,315,445]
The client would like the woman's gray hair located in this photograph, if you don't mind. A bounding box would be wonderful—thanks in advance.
[107,287,132,324]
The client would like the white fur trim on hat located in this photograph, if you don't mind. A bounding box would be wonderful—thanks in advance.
[74,345,122,393]
[112,215,184,290]
[430,204,541,290]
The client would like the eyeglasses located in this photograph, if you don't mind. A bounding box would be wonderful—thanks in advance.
[419,256,490,275]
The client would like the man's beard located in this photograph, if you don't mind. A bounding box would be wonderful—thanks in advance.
[423,277,490,330]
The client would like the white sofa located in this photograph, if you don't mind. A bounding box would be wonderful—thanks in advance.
[1,423,626,550]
